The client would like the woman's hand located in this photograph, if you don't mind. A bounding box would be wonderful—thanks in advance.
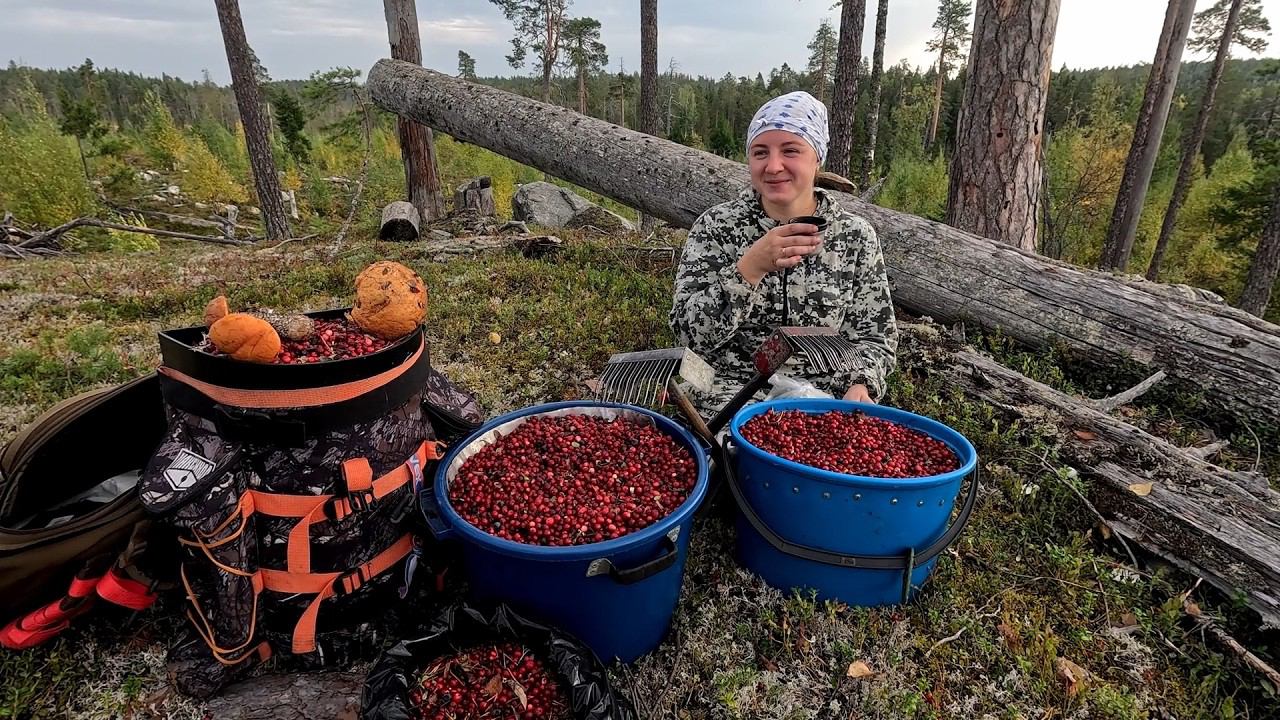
[737,223,823,286]
[843,384,874,403]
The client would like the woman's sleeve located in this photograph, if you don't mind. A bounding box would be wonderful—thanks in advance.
[669,213,768,356]
[839,222,898,400]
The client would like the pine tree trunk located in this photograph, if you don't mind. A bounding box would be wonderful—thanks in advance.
[578,68,587,115]
[1239,181,1280,317]
[859,0,889,188]
[945,0,1062,252]
[213,0,289,242]
[640,0,659,232]
[1098,0,1196,271]
[926,29,948,152]
[383,0,447,222]
[75,137,90,182]
[368,59,1280,427]
[1146,0,1245,281]
[640,0,658,135]
[827,0,866,179]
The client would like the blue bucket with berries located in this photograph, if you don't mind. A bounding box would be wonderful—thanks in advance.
[725,398,979,607]
[420,401,709,664]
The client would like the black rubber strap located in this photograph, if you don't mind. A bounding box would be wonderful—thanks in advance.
[723,438,979,570]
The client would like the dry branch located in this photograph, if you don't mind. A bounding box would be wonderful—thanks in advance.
[18,217,254,248]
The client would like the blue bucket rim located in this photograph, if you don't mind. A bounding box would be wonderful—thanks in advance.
[728,398,977,489]
[431,400,709,560]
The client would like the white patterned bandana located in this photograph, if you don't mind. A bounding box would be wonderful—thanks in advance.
[746,91,829,165]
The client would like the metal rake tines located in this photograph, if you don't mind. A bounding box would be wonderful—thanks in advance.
[597,356,677,405]
[783,331,860,374]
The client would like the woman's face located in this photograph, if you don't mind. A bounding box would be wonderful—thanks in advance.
[748,130,819,209]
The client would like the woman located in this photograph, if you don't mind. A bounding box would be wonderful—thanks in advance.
[670,91,898,416]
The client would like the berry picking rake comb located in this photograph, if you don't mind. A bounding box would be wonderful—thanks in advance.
[594,327,860,440]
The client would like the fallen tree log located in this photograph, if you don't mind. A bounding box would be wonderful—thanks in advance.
[918,336,1280,628]
[379,200,421,241]
[367,60,1280,427]
[205,672,361,719]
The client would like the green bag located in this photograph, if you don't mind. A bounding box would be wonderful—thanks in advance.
[0,374,169,624]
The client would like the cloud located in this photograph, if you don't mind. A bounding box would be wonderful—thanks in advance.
[12,6,201,38]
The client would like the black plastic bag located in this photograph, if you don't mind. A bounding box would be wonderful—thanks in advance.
[362,603,638,720]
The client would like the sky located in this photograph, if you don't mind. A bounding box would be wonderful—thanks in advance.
[2,1,1278,85]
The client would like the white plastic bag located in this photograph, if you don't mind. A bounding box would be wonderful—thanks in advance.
[763,373,834,401]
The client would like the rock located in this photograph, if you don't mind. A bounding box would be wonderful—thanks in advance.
[511,181,593,229]
[148,194,167,203]
[164,185,181,196]
[496,220,529,235]
[246,206,261,216]
[566,204,636,233]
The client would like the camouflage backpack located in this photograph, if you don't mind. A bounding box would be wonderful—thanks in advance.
[139,321,483,698]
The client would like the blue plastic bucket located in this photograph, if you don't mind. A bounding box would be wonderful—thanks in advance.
[727,398,978,607]
[420,401,709,663]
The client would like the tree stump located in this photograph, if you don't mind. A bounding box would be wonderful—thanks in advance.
[454,177,496,216]
[379,200,421,242]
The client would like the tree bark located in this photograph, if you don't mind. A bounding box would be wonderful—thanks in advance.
[860,0,889,188]
[945,0,1061,253]
[383,0,448,222]
[925,343,1280,628]
[1239,180,1280,317]
[367,60,1280,426]
[827,0,867,179]
[205,672,361,720]
[639,0,659,232]
[926,26,949,152]
[1098,0,1197,271]
[213,0,290,242]
[1146,0,1246,281]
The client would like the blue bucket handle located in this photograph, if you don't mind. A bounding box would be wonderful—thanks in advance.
[723,438,980,604]
[418,482,455,540]
[585,526,681,585]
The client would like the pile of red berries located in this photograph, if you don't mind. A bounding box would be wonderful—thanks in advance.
[740,410,959,478]
[276,319,390,364]
[409,642,568,720]
[449,414,697,546]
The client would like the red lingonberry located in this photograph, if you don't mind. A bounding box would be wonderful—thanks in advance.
[409,642,570,720]
[201,317,392,364]
[448,415,697,547]
[740,410,959,478]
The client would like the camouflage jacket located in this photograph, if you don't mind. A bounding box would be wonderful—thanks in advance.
[670,186,898,402]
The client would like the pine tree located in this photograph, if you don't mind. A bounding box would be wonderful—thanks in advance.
[925,0,972,152]
[1097,0,1197,271]
[458,50,478,80]
[805,19,838,104]
[1146,0,1271,280]
[860,0,890,187]
[827,0,866,179]
[491,0,571,103]
[561,17,607,114]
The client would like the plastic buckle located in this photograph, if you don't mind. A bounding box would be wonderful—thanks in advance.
[389,488,415,524]
[331,566,368,597]
[324,490,376,521]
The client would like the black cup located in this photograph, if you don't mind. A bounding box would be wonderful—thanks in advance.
[788,215,829,233]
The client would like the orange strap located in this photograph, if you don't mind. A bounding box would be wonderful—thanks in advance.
[157,337,424,409]
[248,440,441,575]
[259,533,415,654]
